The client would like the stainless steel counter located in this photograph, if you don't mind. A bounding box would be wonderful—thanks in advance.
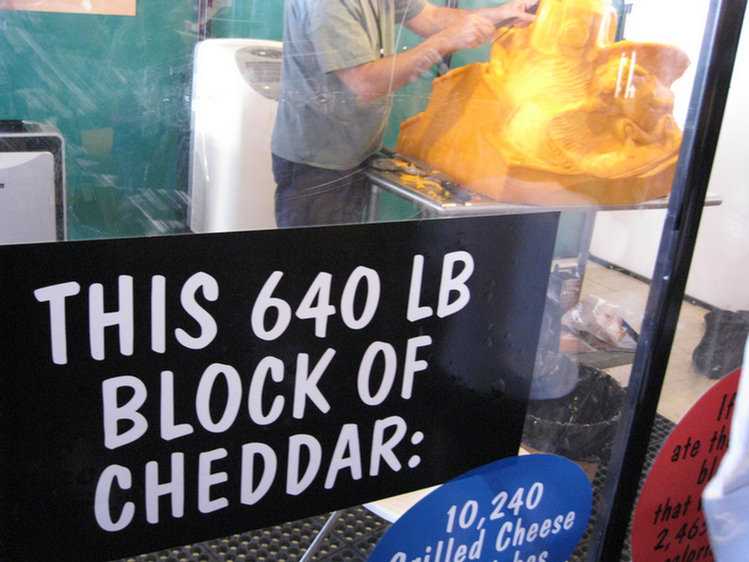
[365,167,721,221]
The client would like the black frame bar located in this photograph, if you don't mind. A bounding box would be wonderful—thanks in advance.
[586,1,748,559]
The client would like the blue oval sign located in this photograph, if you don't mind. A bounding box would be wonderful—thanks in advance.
[369,455,592,562]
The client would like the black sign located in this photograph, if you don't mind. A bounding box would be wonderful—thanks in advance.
[0,214,558,561]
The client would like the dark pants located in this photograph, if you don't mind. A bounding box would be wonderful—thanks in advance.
[272,154,370,228]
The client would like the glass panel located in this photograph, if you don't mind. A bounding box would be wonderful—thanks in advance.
[621,5,749,561]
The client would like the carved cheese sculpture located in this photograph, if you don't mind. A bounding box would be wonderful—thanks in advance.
[396,0,690,205]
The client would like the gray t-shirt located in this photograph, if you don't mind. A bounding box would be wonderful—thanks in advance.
[271,0,428,170]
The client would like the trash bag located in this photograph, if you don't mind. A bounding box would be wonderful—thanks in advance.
[523,365,624,462]
[693,309,749,379]
[702,337,749,561]
[562,295,638,350]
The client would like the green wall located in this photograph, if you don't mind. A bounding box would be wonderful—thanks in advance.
[209,1,284,40]
[1,1,286,240]
[2,2,196,238]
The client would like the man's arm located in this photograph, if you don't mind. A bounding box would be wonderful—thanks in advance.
[335,1,535,102]
[405,1,536,36]
[335,11,495,101]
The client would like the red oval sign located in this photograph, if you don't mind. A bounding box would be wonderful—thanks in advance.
[630,368,741,562]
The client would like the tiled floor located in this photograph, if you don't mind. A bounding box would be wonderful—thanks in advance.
[580,259,718,422]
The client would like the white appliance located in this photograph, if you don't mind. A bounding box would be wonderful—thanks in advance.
[188,38,282,233]
[0,121,65,244]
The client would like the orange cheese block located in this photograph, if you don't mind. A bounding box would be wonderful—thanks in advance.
[396,0,690,206]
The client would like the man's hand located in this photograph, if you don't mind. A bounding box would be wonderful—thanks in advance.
[479,0,537,28]
[426,13,497,54]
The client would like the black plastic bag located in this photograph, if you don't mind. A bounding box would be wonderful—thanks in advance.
[523,365,624,462]
[693,309,749,379]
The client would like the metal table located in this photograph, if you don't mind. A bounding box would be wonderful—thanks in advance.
[365,167,721,220]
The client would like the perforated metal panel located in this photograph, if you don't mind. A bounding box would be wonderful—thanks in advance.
[569,413,676,562]
[111,507,390,562]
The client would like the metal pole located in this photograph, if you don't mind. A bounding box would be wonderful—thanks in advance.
[196,0,212,41]
[299,511,341,562]
[585,1,747,560]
